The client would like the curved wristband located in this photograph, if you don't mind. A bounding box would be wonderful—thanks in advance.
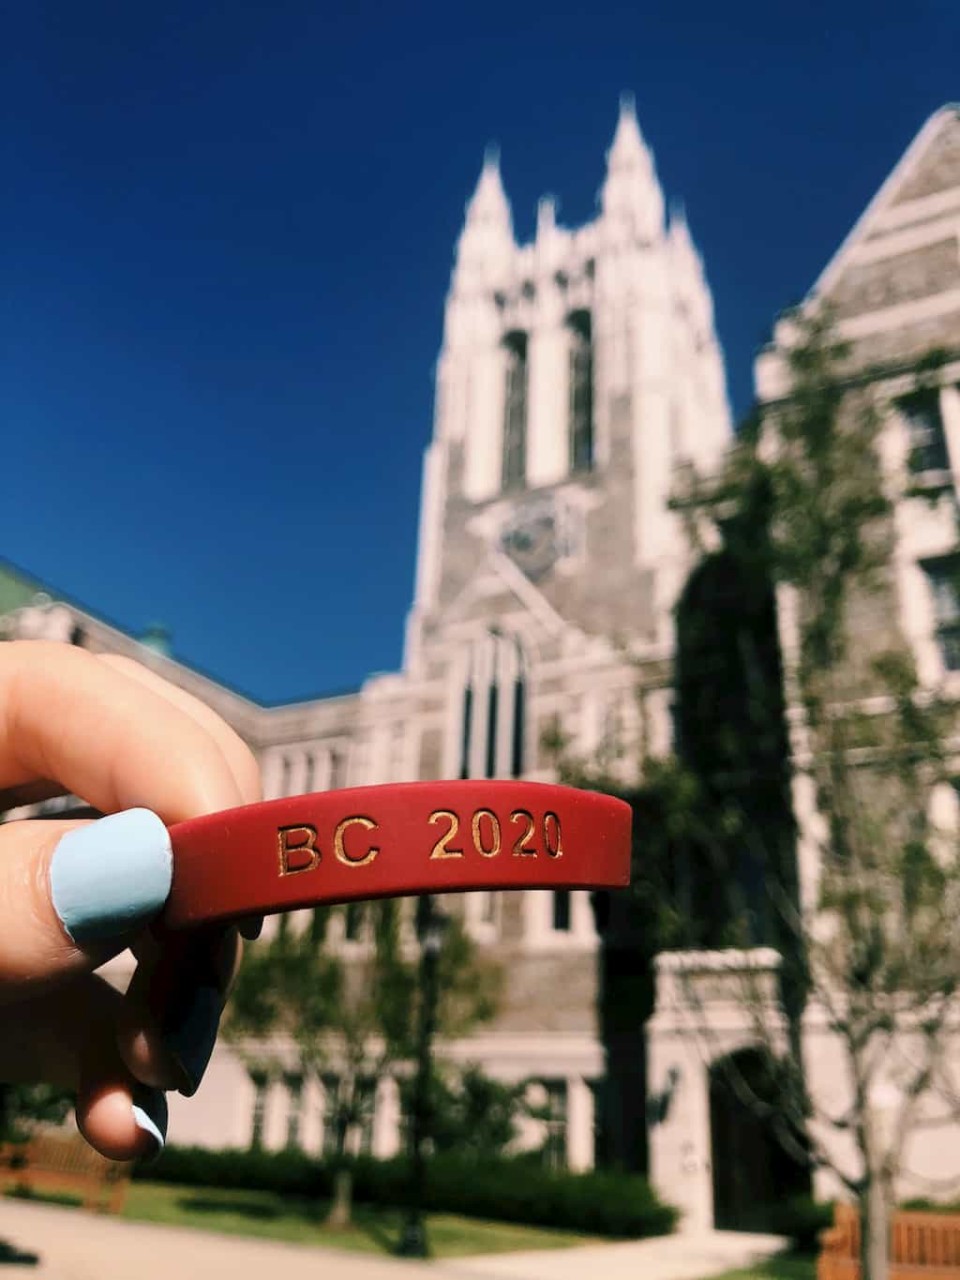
[164,780,632,929]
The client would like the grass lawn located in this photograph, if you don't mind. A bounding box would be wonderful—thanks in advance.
[116,1181,602,1257]
[710,1254,816,1280]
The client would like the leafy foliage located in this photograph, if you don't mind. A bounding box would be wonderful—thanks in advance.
[137,1144,678,1238]
[0,1083,72,1141]
[412,1065,527,1160]
[224,899,501,1189]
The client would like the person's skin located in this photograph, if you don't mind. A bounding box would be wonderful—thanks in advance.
[0,641,262,1161]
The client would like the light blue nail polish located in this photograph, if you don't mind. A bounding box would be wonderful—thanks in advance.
[131,1085,167,1157]
[50,809,172,944]
[163,983,222,1097]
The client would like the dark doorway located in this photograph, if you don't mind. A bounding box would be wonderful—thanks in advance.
[709,1048,809,1232]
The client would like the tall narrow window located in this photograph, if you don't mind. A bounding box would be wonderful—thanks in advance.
[502,332,528,490]
[457,633,527,779]
[511,637,526,778]
[329,749,345,790]
[310,907,328,944]
[321,1074,341,1158]
[568,310,594,473]
[485,640,500,778]
[303,752,315,793]
[250,1073,268,1149]
[344,902,363,942]
[285,1075,304,1150]
[541,1081,568,1171]
[924,556,960,670]
[901,389,948,476]
[460,651,474,781]
[358,1078,377,1155]
[552,890,572,932]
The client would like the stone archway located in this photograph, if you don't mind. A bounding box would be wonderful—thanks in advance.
[708,1047,809,1232]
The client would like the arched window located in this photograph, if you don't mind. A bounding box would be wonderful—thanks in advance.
[502,331,528,490]
[457,632,527,779]
[511,637,526,778]
[567,310,594,473]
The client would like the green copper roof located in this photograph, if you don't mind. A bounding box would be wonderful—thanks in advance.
[0,562,48,617]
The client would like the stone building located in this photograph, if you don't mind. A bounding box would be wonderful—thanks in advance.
[647,103,960,1230]
[0,98,732,1173]
[11,96,959,1232]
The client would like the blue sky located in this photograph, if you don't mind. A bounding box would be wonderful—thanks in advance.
[3,0,957,702]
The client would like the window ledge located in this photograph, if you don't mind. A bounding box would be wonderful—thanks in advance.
[907,469,954,497]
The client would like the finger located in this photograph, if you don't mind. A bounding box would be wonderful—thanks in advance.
[95,654,262,805]
[0,974,167,1162]
[118,926,241,1095]
[0,641,243,821]
[0,815,172,994]
[0,778,69,813]
[94,658,264,942]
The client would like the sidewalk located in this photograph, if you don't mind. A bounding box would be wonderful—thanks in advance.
[0,1198,787,1280]
[0,1199,437,1280]
[445,1231,789,1280]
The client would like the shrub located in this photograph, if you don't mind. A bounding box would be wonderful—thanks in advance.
[901,1199,960,1215]
[139,1146,677,1238]
[765,1195,834,1253]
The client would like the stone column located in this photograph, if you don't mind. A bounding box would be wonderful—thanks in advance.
[260,750,283,801]
[372,1076,402,1159]
[287,751,308,797]
[299,1075,323,1155]
[566,1076,595,1171]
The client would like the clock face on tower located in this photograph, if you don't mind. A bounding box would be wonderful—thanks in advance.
[499,496,565,581]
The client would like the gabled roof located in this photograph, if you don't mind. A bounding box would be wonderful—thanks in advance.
[0,557,357,710]
[811,104,960,302]
[437,548,572,643]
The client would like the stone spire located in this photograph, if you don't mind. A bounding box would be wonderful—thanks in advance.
[668,203,714,335]
[601,94,664,242]
[453,147,514,292]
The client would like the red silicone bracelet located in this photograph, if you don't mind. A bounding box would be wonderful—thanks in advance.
[163,780,632,929]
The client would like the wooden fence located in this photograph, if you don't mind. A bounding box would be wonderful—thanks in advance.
[819,1203,960,1280]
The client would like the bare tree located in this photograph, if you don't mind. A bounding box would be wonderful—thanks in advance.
[559,311,960,1280]
[679,311,960,1280]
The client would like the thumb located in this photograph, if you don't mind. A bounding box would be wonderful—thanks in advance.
[0,810,172,994]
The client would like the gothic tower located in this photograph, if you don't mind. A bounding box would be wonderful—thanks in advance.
[405,97,732,786]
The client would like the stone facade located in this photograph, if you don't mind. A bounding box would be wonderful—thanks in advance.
[13,100,959,1230]
[650,104,960,1231]
[0,98,732,1177]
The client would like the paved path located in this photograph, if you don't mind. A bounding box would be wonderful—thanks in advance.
[445,1231,788,1280]
[0,1198,787,1280]
[0,1200,436,1280]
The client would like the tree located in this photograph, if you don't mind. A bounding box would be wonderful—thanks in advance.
[224,898,501,1226]
[671,310,960,1280]
[557,310,960,1280]
[416,1064,528,1160]
[0,1083,72,1142]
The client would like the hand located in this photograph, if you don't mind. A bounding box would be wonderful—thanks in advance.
[0,641,261,1161]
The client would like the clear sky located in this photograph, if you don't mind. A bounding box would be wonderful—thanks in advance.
[3,1,957,702]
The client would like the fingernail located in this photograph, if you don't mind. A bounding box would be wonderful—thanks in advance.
[131,1085,167,1159]
[162,983,223,1097]
[239,914,264,941]
[50,809,172,945]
